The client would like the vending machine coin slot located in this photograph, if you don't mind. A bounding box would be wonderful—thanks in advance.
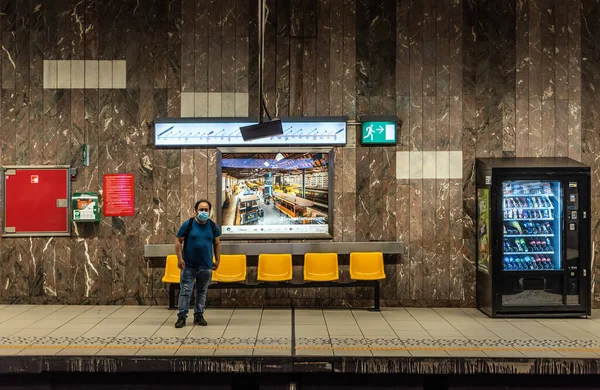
[567,266,579,295]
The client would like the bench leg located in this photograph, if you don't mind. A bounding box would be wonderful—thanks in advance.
[368,281,381,312]
[169,283,176,310]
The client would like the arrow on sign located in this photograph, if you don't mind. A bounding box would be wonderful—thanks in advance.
[377,126,384,133]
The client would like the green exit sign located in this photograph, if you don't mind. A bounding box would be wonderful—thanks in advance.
[361,121,397,145]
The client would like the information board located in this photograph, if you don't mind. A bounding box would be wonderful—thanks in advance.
[154,117,347,146]
[103,174,135,217]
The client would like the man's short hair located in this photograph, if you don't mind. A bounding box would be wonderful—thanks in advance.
[194,199,212,211]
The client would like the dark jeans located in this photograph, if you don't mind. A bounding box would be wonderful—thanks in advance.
[177,266,212,319]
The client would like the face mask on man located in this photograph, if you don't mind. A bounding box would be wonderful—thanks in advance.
[197,211,209,221]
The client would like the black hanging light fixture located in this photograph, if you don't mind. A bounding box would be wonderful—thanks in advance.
[239,0,284,142]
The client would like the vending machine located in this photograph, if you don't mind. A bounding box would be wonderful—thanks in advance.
[476,158,591,317]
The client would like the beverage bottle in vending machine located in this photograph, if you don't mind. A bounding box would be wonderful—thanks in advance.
[514,258,522,270]
[537,257,545,270]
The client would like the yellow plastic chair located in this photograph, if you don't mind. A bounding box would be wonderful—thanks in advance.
[212,254,247,282]
[349,252,386,280]
[303,253,339,281]
[257,254,293,282]
[162,255,181,284]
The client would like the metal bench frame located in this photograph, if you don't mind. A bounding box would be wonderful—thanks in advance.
[167,280,381,311]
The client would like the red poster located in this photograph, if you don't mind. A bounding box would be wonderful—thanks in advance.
[103,174,135,217]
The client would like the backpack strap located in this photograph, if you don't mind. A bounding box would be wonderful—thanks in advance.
[208,219,217,244]
[182,217,195,246]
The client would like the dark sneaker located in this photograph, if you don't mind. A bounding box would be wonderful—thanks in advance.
[175,317,186,328]
[194,315,208,326]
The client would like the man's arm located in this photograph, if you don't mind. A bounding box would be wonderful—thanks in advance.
[175,236,185,269]
[212,238,221,270]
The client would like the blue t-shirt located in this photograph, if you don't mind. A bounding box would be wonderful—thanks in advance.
[176,218,221,269]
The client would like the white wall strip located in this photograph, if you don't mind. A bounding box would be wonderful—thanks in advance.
[396,151,463,179]
[181,92,249,118]
[43,60,127,89]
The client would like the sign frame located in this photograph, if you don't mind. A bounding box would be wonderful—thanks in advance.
[2,165,71,237]
[154,116,348,147]
[103,174,135,217]
[360,116,399,146]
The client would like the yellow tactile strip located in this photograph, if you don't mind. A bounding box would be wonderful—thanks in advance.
[0,344,598,355]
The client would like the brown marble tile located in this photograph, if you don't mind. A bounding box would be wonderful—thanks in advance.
[528,0,542,100]
[568,0,581,102]
[541,99,556,157]
[395,179,410,300]
[328,0,343,116]
[194,148,208,201]
[108,236,126,302]
[448,179,463,301]
[515,98,529,157]
[221,0,235,37]
[436,178,450,301]
[355,146,369,242]
[28,30,44,165]
[207,149,218,209]
[316,36,330,116]
[194,37,209,93]
[555,43,569,101]
[528,97,542,157]
[540,0,555,103]
[153,33,168,89]
[421,178,436,301]
[380,263,397,301]
[12,239,32,298]
[448,0,462,100]
[223,36,237,95]
[181,33,195,94]
[409,0,423,99]
[342,193,356,242]
[368,147,384,241]
[342,0,356,117]
[289,38,303,116]
[180,150,195,227]
[409,96,423,152]
[290,0,302,37]
[382,148,396,242]
[207,36,223,93]
[516,0,529,102]
[55,89,71,166]
[396,96,410,151]
[152,148,168,245]
[333,148,343,241]
[166,150,182,237]
[14,31,29,165]
[342,147,356,193]
[409,179,423,300]
[275,37,290,117]
[568,100,582,161]
[195,0,209,38]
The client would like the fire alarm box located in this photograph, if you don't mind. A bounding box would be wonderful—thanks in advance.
[72,192,100,222]
[2,166,71,236]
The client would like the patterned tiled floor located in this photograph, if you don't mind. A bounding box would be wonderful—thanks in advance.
[1,305,600,358]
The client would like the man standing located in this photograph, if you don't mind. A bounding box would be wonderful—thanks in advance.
[174,200,221,328]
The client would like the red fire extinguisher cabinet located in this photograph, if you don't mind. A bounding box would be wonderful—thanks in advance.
[2,166,71,236]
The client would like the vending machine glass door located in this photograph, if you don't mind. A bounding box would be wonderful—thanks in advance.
[501,180,563,272]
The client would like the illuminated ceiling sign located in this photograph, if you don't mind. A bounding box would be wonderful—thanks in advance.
[154,117,347,146]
